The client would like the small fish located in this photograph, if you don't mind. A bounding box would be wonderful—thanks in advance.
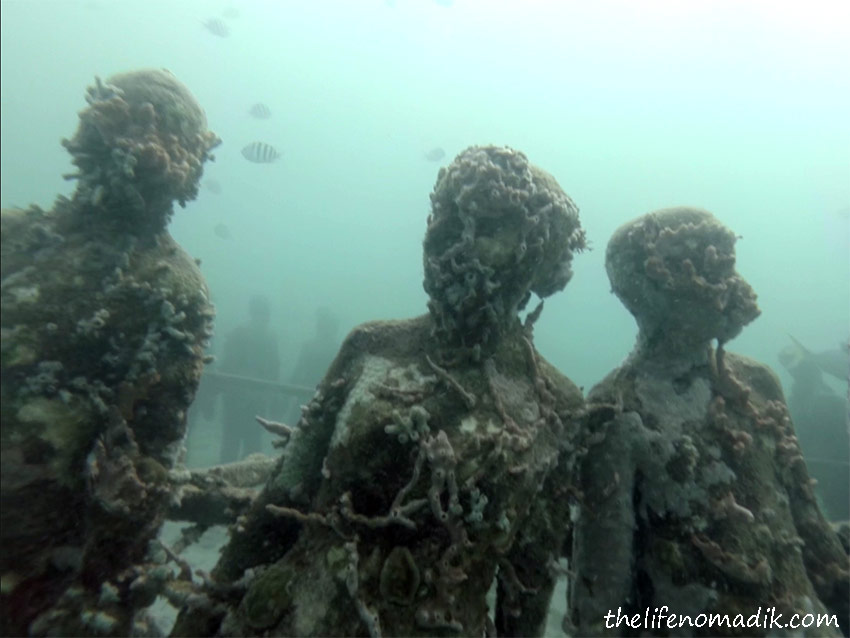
[248,103,272,119]
[222,6,240,19]
[214,223,232,240]
[205,179,222,194]
[202,17,229,37]
[423,147,446,162]
[241,142,280,163]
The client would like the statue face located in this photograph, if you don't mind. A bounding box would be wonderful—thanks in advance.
[423,146,585,344]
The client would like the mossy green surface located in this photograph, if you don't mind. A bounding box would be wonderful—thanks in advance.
[242,562,299,630]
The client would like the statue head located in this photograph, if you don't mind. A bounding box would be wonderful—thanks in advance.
[423,145,585,348]
[63,69,220,231]
[606,207,760,352]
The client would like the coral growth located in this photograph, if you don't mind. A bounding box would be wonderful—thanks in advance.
[569,207,848,636]
[62,69,220,232]
[606,206,760,352]
[0,69,216,636]
[424,146,586,350]
[175,147,586,636]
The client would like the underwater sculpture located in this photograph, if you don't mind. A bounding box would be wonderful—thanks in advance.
[568,207,850,636]
[0,69,219,636]
[174,145,587,636]
[778,337,850,522]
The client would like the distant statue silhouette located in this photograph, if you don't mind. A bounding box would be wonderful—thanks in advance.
[779,338,850,521]
[283,307,341,426]
[185,333,217,466]
[218,295,281,463]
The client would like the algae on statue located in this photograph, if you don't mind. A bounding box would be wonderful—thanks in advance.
[568,207,849,637]
[176,146,587,637]
[0,69,219,636]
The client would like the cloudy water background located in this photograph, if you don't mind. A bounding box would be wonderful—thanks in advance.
[2,0,848,632]
[2,0,848,395]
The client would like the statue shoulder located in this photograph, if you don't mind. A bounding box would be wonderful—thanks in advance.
[724,351,786,405]
[538,354,584,410]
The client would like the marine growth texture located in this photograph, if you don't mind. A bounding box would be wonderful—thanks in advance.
[424,146,586,350]
[175,146,586,637]
[0,69,216,636]
[62,69,221,232]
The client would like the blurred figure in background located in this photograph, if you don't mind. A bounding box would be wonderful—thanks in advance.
[185,333,218,466]
[218,295,281,463]
[283,307,341,426]
[779,336,849,521]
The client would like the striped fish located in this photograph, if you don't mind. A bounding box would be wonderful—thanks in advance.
[203,18,229,37]
[241,142,280,163]
[248,103,271,119]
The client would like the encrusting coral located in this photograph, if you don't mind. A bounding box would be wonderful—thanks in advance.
[173,146,586,637]
[0,69,218,636]
[61,69,220,232]
[567,207,849,637]
[425,145,586,351]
